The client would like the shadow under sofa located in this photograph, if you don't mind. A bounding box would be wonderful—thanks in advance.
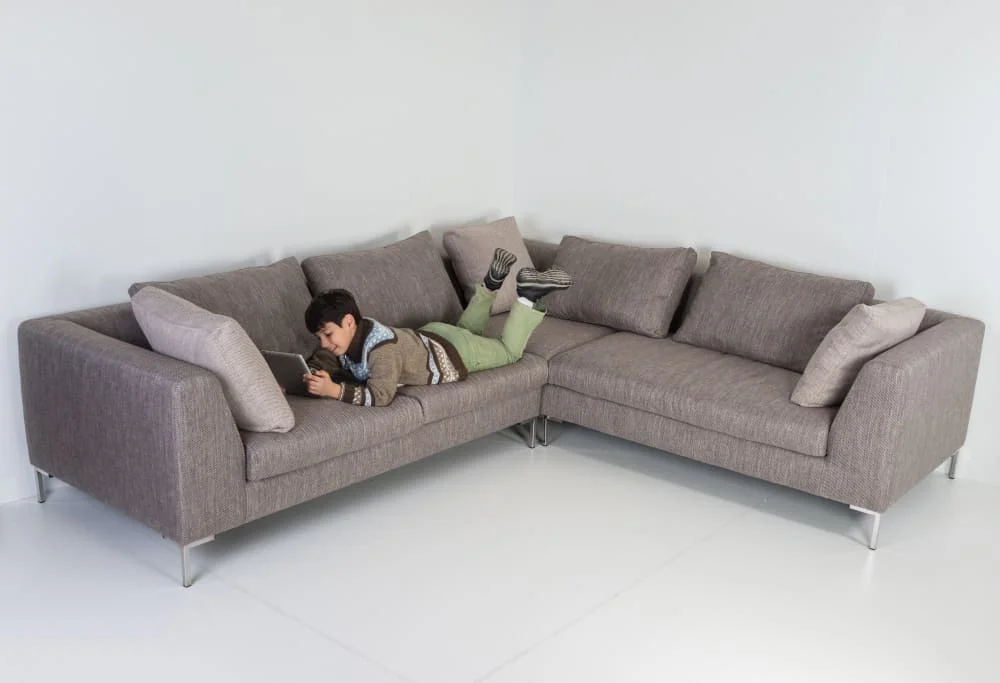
[17,233,984,586]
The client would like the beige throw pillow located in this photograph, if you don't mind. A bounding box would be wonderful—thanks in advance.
[791,298,927,407]
[443,217,535,314]
[131,286,295,433]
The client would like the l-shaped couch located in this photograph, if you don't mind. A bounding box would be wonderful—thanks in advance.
[18,231,984,586]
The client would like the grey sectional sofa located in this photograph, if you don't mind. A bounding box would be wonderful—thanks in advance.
[18,232,985,586]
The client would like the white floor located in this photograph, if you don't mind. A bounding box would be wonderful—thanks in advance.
[2,425,998,683]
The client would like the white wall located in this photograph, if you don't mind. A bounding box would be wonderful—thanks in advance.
[0,0,518,504]
[516,1,999,483]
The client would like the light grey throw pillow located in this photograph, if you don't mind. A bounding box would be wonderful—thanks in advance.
[443,217,535,314]
[131,286,295,433]
[544,236,697,338]
[791,298,927,407]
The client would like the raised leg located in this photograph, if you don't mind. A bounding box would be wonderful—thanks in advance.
[35,468,48,503]
[455,284,497,335]
[180,536,215,588]
[948,450,960,479]
[850,505,882,550]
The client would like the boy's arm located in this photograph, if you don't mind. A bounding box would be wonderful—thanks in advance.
[339,344,402,407]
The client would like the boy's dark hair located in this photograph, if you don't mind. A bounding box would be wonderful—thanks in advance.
[304,289,362,333]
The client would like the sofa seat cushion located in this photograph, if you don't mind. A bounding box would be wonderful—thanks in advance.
[548,333,836,457]
[130,257,316,357]
[244,394,424,480]
[482,314,615,360]
[398,353,547,423]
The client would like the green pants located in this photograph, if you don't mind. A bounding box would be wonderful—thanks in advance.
[420,285,545,373]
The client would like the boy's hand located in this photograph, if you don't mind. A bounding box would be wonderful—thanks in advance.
[303,370,342,399]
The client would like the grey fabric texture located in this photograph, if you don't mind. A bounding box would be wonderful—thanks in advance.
[674,252,876,372]
[917,307,958,332]
[544,236,696,338]
[130,257,316,357]
[398,352,547,423]
[443,217,535,314]
[131,287,295,433]
[543,315,984,512]
[483,313,615,360]
[18,318,246,544]
[792,298,927,407]
[247,391,541,519]
[244,394,424,480]
[60,302,150,347]
[302,231,463,329]
[542,386,874,510]
[828,317,985,510]
[874,300,957,333]
[524,239,558,271]
[548,333,834,457]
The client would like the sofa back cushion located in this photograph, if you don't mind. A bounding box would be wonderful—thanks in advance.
[302,231,463,329]
[130,257,315,356]
[544,236,697,338]
[131,286,295,433]
[673,252,876,372]
[524,239,558,272]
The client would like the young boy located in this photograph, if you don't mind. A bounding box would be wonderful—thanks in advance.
[302,248,573,407]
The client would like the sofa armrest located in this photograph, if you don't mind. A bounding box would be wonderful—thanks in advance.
[828,317,985,511]
[18,318,246,544]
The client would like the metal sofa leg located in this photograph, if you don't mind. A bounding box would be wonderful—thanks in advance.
[34,468,49,504]
[948,450,960,479]
[540,415,550,447]
[850,505,882,550]
[180,536,215,588]
[511,418,537,449]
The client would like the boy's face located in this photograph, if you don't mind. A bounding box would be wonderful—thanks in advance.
[316,314,356,356]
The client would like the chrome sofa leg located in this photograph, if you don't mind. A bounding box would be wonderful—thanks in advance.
[540,415,550,447]
[34,468,49,504]
[511,419,537,449]
[180,536,215,588]
[850,505,882,550]
[948,450,960,479]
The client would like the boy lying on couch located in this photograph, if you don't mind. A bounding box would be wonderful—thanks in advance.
[301,249,573,407]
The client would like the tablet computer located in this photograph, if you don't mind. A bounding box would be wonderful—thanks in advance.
[262,350,313,396]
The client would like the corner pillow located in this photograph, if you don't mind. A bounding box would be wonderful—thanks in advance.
[443,216,535,314]
[791,298,927,407]
[131,286,295,433]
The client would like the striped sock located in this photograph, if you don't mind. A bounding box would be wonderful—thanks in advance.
[515,267,574,302]
[484,248,518,291]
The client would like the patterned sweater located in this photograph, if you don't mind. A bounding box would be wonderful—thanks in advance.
[309,318,467,407]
